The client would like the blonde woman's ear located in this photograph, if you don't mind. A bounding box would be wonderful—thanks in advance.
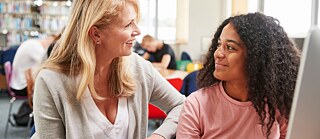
[88,26,101,43]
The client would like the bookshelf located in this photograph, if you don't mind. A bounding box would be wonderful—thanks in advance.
[0,0,70,50]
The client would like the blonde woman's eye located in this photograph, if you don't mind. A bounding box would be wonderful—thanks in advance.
[125,22,132,28]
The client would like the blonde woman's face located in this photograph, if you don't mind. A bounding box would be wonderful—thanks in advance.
[97,3,141,58]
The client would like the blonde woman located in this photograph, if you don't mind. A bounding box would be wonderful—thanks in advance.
[31,0,185,139]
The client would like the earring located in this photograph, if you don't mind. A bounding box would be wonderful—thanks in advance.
[96,41,100,45]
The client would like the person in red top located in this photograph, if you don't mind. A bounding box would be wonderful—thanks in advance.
[177,12,301,139]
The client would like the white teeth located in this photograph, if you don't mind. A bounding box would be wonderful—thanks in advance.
[126,40,135,44]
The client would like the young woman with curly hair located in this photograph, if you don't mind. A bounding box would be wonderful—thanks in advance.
[177,12,301,139]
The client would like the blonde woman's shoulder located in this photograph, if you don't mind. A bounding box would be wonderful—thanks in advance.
[37,69,67,81]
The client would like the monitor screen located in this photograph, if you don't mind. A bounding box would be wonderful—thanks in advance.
[286,27,320,139]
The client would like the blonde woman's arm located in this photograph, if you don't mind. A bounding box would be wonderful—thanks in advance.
[31,71,65,139]
[148,64,186,139]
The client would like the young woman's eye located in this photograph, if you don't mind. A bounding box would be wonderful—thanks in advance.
[227,45,235,50]
[217,42,221,48]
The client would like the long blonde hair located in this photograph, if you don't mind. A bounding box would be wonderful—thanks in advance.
[41,0,140,100]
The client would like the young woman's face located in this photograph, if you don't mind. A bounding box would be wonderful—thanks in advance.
[213,23,247,82]
[98,3,141,58]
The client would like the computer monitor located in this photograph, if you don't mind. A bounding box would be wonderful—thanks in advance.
[286,27,320,139]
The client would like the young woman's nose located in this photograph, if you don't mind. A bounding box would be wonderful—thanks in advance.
[214,47,225,58]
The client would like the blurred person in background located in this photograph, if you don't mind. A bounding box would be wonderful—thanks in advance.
[46,27,64,58]
[10,35,56,96]
[141,35,177,70]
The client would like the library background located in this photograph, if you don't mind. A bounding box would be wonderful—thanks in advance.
[0,0,70,91]
[0,0,70,49]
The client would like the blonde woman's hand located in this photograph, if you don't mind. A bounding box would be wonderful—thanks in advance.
[146,134,165,139]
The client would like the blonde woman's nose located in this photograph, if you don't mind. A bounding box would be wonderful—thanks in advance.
[132,23,141,36]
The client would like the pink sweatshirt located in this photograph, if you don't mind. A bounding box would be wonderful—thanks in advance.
[177,82,287,139]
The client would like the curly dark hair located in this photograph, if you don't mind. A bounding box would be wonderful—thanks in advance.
[198,12,301,138]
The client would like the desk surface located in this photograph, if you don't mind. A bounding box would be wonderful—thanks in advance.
[157,69,189,79]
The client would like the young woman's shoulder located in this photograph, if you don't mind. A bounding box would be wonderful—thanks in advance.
[186,82,221,105]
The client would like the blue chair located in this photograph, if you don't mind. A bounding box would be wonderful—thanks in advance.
[181,51,192,61]
[0,45,19,75]
[30,124,35,137]
[180,70,198,97]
